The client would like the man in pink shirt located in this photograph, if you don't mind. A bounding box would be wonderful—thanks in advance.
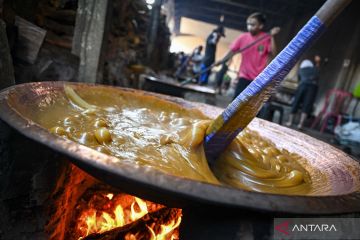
[219,12,280,99]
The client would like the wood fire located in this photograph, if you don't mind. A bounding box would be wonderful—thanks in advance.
[75,192,182,240]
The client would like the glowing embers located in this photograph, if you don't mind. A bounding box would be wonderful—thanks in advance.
[75,192,182,240]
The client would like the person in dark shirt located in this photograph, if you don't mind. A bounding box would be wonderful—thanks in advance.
[199,26,225,85]
[285,55,321,129]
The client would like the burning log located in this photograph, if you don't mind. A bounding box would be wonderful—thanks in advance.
[83,208,181,240]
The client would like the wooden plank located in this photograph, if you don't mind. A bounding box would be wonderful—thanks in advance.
[72,0,110,83]
[14,16,47,64]
[0,19,15,90]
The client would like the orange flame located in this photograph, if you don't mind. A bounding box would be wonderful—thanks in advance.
[147,216,182,240]
[106,193,114,200]
[130,197,148,221]
[76,193,181,239]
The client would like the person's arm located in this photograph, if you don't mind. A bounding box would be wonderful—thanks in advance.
[213,35,243,66]
[269,27,281,57]
[215,50,236,66]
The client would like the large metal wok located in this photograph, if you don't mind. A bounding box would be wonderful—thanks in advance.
[1,81,360,214]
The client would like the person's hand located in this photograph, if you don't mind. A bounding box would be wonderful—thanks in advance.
[314,55,321,64]
[214,60,224,67]
[270,27,281,36]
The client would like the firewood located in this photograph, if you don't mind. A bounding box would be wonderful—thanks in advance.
[43,17,74,36]
[45,31,72,49]
[40,6,76,24]
[83,208,181,240]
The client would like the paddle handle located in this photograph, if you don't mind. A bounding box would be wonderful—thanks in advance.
[204,0,352,164]
[317,0,351,26]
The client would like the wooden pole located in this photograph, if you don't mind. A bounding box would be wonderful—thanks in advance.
[72,0,110,83]
[146,0,162,65]
[0,19,15,90]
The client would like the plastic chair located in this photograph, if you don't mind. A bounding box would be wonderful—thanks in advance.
[311,89,352,133]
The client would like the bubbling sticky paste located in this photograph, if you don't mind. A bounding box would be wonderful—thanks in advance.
[41,86,312,195]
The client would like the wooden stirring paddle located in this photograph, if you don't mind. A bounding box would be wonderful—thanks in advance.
[204,0,352,165]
